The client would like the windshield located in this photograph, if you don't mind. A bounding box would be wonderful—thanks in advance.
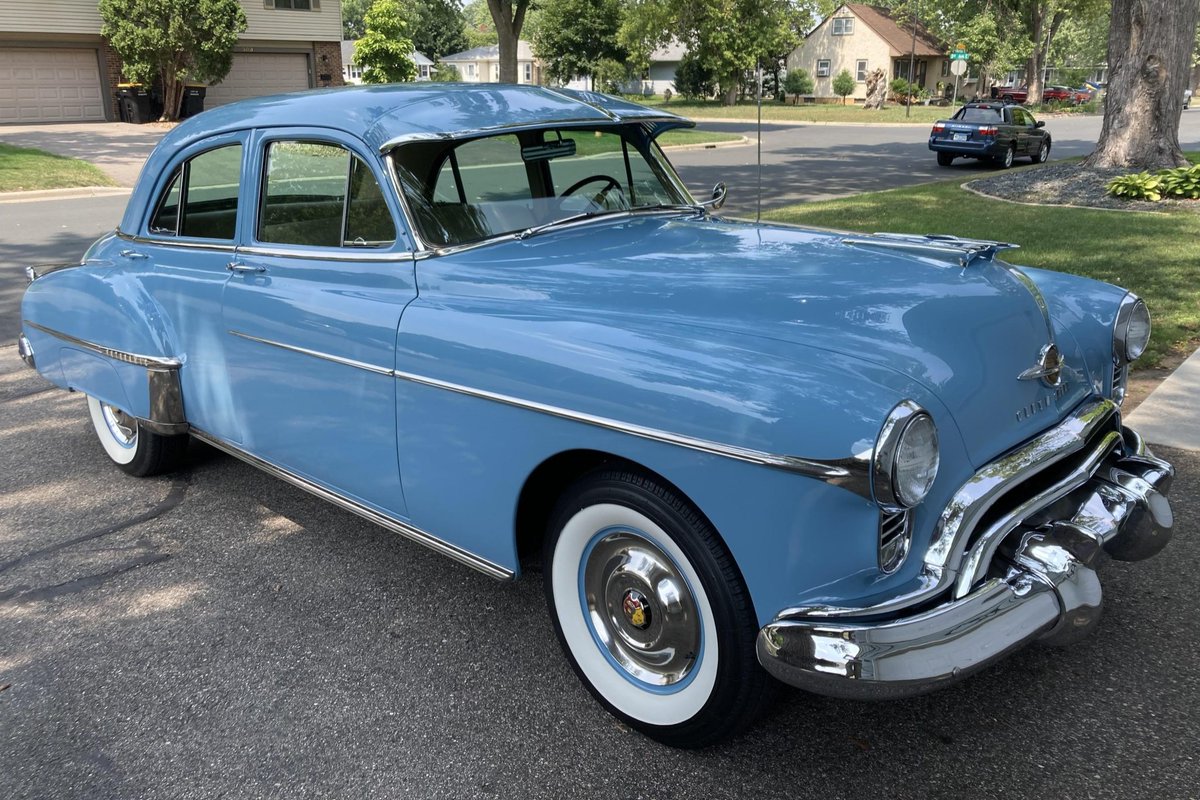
[392,126,691,248]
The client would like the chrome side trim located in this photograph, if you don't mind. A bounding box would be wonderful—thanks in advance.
[227,330,395,376]
[390,366,872,492]
[188,429,514,581]
[116,228,237,252]
[144,368,188,434]
[23,320,183,369]
[227,330,871,493]
[17,332,36,369]
[25,263,81,283]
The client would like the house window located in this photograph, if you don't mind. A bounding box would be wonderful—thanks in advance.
[816,60,831,78]
[465,63,475,78]
[856,60,867,82]
[523,62,532,83]
[941,60,949,77]
[832,17,854,35]
[270,0,319,10]
[492,64,500,81]
[419,64,430,78]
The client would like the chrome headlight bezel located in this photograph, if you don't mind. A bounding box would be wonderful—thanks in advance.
[1113,294,1151,364]
[873,401,940,511]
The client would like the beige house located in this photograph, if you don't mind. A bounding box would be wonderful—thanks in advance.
[787,4,956,102]
[440,41,541,85]
[0,0,344,124]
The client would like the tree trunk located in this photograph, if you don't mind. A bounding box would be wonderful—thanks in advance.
[1084,0,1200,169]
[722,73,738,106]
[487,0,529,83]
[159,64,184,122]
[1025,3,1046,106]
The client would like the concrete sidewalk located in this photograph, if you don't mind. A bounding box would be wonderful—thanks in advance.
[0,122,165,186]
[1126,346,1200,450]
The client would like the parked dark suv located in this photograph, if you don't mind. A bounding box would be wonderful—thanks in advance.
[929,103,1052,168]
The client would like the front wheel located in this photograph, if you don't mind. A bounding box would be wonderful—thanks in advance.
[1035,140,1051,163]
[87,396,188,477]
[543,469,772,748]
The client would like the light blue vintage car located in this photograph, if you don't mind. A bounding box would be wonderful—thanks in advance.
[18,84,1174,747]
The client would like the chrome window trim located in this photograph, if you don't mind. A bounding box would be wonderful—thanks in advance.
[116,229,237,253]
[236,244,416,263]
[188,428,515,581]
[23,319,183,369]
[226,330,872,493]
[376,115,690,153]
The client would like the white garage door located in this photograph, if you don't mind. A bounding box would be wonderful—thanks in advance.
[205,53,311,107]
[0,48,105,124]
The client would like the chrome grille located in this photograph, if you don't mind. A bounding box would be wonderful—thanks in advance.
[879,510,911,573]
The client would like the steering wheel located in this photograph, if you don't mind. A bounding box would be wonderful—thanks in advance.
[559,174,627,210]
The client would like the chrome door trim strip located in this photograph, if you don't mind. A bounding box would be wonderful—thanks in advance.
[235,244,417,263]
[189,428,515,581]
[390,366,871,492]
[226,330,870,493]
[227,330,395,376]
[23,320,183,369]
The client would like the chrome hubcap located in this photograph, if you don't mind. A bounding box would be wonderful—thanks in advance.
[101,403,137,447]
[582,530,701,687]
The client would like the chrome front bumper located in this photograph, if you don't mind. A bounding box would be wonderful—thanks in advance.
[756,417,1174,700]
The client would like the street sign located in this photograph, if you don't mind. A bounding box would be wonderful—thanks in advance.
[951,50,969,61]
[950,59,967,76]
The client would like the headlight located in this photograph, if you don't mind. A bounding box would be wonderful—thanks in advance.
[874,401,940,510]
[1114,295,1151,363]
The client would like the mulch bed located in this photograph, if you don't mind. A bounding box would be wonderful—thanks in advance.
[964,161,1199,212]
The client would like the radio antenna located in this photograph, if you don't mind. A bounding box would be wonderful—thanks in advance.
[756,60,763,224]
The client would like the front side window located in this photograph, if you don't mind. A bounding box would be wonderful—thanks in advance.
[259,140,396,248]
[149,143,242,240]
[393,126,688,248]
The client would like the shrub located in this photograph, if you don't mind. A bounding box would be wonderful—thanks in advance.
[832,69,856,104]
[783,69,814,103]
[673,53,716,100]
[1107,164,1200,202]
[889,77,912,103]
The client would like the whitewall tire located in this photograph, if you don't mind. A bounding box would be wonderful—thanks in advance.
[543,468,773,748]
[86,395,188,477]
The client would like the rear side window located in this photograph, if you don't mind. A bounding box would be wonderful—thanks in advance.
[149,144,242,240]
[956,107,1003,123]
[259,140,397,248]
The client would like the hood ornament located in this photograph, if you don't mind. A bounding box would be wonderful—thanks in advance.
[1018,343,1064,386]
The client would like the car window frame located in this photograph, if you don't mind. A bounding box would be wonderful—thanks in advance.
[243,126,414,257]
[137,130,250,247]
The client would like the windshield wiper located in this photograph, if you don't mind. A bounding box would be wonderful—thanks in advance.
[628,203,706,216]
[515,210,615,240]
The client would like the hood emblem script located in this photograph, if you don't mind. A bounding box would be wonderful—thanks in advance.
[1018,343,1064,386]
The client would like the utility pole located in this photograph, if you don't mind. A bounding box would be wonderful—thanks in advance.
[906,2,918,118]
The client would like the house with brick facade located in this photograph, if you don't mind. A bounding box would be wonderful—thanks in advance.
[0,0,344,124]
[787,4,966,102]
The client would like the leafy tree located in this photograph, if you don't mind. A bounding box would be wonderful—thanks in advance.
[832,68,856,104]
[410,0,469,60]
[1084,0,1200,168]
[783,68,813,103]
[343,0,370,39]
[355,0,417,83]
[462,0,498,48]
[672,52,716,100]
[99,0,246,121]
[431,63,461,81]
[533,0,625,87]
[485,0,534,83]
[620,0,805,106]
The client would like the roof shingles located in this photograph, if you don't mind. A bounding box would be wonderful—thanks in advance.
[842,4,943,58]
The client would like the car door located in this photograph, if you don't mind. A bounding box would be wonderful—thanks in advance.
[123,132,250,442]
[220,127,417,515]
[1012,108,1035,154]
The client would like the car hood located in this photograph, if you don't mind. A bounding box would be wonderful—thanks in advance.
[448,214,1096,468]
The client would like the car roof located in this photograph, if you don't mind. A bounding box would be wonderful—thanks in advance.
[160,83,693,154]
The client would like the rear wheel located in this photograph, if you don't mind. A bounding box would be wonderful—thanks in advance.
[936,152,955,167]
[87,395,188,477]
[543,468,772,748]
[996,145,1016,169]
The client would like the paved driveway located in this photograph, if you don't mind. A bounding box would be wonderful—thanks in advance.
[0,122,165,186]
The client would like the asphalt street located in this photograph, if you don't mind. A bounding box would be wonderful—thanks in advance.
[3,115,1200,798]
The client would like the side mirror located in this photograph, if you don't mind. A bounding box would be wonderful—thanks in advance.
[1035,120,1045,128]
[705,182,727,210]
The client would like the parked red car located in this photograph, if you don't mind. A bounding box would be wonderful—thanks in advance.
[1042,86,1074,103]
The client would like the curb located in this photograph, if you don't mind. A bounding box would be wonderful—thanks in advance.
[958,181,1168,215]
[0,186,132,204]
[661,135,753,152]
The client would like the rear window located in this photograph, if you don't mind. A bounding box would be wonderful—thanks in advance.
[956,107,1003,123]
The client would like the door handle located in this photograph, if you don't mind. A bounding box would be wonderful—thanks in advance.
[119,249,149,260]
[226,261,267,274]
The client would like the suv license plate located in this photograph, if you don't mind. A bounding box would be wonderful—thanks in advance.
[953,133,968,142]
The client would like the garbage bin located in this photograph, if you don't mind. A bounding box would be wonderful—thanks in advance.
[180,85,206,118]
[117,84,153,124]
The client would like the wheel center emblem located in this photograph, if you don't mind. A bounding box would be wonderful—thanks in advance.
[621,589,651,630]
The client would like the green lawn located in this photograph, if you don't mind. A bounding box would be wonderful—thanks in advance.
[657,129,745,147]
[0,143,116,192]
[639,97,953,124]
[761,178,1200,366]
